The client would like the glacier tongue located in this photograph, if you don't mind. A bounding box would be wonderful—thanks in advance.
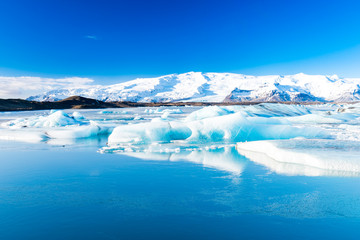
[27,72,360,103]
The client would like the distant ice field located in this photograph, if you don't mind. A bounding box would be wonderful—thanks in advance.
[1,103,360,176]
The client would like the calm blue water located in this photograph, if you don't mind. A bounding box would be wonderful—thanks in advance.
[0,142,360,239]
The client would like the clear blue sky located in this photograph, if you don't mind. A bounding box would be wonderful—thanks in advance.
[1,0,360,81]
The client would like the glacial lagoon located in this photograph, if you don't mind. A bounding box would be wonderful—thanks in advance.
[1,104,360,239]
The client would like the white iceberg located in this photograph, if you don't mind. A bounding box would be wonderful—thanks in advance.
[0,111,111,143]
[108,110,329,145]
[144,108,184,114]
[237,139,360,177]
[0,129,48,143]
[46,121,111,139]
[108,121,191,144]
[1,110,83,129]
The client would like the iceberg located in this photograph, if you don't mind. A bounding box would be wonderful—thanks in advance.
[46,121,111,139]
[185,112,328,143]
[108,108,329,145]
[185,106,234,121]
[144,108,184,114]
[1,110,84,129]
[1,103,360,152]
[0,110,111,143]
[0,129,48,143]
[72,111,86,121]
[108,121,192,144]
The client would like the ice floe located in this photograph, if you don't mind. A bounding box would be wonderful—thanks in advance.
[144,108,184,114]
[1,103,360,177]
[0,129,48,143]
[45,121,111,139]
[237,139,360,177]
[1,110,84,129]
[0,110,111,143]
[108,107,329,145]
[101,103,360,176]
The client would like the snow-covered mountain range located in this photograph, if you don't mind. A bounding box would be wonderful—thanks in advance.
[27,72,360,102]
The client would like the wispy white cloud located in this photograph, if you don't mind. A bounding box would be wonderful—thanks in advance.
[0,76,94,99]
[84,35,97,40]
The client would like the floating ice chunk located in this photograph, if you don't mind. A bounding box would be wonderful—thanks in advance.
[108,121,192,144]
[1,110,83,129]
[144,108,162,114]
[172,109,183,114]
[237,140,360,176]
[185,106,234,121]
[253,103,311,117]
[144,108,184,114]
[161,112,170,119]
[0,129,48,143]
[144,109,153,114]
[0,110,111,143]
[219,104,312,118]
[184,104,311,122]
[46,121,111,139]
[329,124,360,141]
[109,122,172,144]
[284,114,343,124]
[99,110,114,114]
[41,111,80,127]
[186,112,328,143]
[4,104,357,147]
[72,112,86,121]
[168,121,192,140]
[336,103,360,114]
[98,110,128,114]
[330,112,360,122]
[164,109,183,114]
[108,109,328,145]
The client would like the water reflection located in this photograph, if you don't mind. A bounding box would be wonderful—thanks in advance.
[102,145,247,175]
[101,139,360,177]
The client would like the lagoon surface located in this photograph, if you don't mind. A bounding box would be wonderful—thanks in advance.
[1,105,360,239]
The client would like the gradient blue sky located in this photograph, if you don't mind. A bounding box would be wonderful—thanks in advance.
[1,0,360,82]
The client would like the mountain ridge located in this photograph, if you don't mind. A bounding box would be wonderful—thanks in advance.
[27,72,360,103]
[5,96,319,112]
